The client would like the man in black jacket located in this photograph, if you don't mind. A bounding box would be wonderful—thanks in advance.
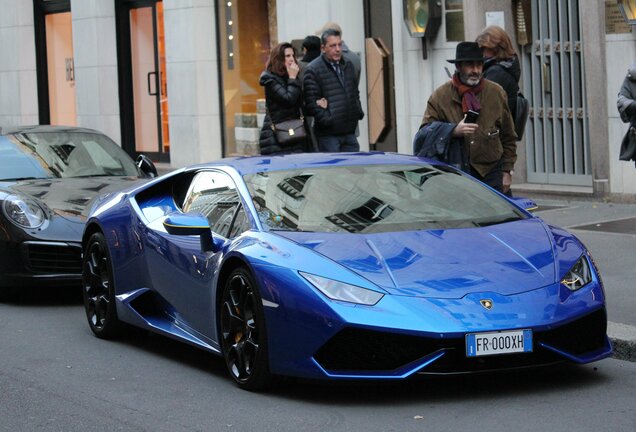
[303,28,364,152]
[316,22,361,85]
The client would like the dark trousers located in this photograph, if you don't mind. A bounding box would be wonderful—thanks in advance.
[317,134,359,152]
[470,164,507,195]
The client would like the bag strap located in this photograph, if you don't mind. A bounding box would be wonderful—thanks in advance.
[266,104,304,132]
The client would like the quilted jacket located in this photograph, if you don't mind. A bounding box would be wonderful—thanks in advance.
[302,54,364,137]
[258,71,307,155]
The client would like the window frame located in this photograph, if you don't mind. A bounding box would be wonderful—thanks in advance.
[182,170,249,239]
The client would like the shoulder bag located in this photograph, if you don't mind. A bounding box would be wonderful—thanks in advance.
[620,125,636,164]
[515,92,530,139]
[267,107,307,146]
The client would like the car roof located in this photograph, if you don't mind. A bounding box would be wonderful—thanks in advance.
[191,152,432,176]
[0,125,103,136]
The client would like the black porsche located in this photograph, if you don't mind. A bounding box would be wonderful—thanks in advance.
[0,125,156,299]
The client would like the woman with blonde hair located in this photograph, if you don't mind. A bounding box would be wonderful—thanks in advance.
[476,25,520,124]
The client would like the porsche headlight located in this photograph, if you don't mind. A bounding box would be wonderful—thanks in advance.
[2,194,46,228]
[300,272,384,305]
[561,255,592,291]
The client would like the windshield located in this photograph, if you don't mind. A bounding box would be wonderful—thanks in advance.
[0,131,139,181]
[243,164,527,233]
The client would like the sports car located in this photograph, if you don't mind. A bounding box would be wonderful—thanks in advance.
[81,152,612,390]
[0,125,156,299]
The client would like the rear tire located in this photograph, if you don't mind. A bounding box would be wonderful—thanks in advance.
[220,267,273,391]
[82,232,124,339]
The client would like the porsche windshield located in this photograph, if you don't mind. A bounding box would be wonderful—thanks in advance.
[0,132,139,181]
[243,164,527,233]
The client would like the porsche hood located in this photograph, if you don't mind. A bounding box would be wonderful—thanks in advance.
[6,177,146,222]
[277,219,559,299]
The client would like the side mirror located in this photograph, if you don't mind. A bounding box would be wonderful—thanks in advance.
[510,196,538,212]
[163,213,216,252]
[136,154,158,178]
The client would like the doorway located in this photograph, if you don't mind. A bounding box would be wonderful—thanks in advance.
[116,0,170,162]
[34,0,77,126]
[216,0,271,156]
[522,0,591,186]
[363,0,397,152]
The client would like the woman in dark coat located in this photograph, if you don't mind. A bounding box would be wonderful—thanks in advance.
[258,42,309,155]
[476,25,521,196]
[617,61,636,164]
[476,25,521,122]
[617,61,636,124]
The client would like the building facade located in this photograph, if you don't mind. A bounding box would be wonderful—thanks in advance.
[1,0,635,198]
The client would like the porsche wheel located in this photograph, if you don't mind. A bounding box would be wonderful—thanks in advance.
[220,267,272,390]
[82,232,123,339]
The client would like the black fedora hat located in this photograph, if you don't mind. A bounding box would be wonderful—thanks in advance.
[447,41,486,63]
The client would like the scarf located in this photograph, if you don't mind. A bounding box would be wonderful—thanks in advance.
[452,73,484,113]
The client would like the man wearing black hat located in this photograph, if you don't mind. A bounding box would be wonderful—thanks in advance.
[414,41,517,195]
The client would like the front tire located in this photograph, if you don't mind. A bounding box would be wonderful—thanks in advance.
[82,232,124,339]
[220,267,272,390]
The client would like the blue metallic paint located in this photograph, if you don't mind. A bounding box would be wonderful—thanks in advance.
[83,153,612,381]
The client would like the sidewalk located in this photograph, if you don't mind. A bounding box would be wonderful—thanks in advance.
[153,164,636,361]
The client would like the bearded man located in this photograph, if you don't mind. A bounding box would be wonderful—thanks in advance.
[414,41,517,195]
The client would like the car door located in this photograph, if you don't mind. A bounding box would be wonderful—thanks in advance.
[145,169,250,343]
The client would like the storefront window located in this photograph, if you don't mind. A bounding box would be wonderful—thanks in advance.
[445,0,464,42]
[217,0,271,156]
[45,11,77,126]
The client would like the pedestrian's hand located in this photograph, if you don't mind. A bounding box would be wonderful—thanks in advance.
[287,62,299,79]
[502,171,512,193]
[316,98,328,109]
[452,115,479,137]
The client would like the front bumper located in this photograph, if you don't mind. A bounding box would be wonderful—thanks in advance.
[0,240,82,287]
[313,308,611,377]
[265,279,612,380]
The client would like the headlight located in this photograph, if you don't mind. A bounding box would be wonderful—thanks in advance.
[300,272,384,305]
[2,194,46,228]
[561,254,592,291]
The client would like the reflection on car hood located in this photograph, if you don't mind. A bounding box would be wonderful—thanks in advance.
[276,219,557,298]
[6,177,145,222]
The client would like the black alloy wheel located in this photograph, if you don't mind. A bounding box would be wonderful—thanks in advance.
[82,232,124,339]
[220,267,272,390]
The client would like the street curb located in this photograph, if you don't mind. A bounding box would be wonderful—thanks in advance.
[608,322,636,362]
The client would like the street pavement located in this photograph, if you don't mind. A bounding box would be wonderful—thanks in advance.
[155,163,636,362]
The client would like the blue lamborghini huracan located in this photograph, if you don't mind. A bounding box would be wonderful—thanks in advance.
[81,152,612,390]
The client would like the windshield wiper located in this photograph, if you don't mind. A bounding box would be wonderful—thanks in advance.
[473,216,522,227]
[2,177,45,181]
[72,174,110,178]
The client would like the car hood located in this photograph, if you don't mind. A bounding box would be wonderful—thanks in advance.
[275,219,557,298]
[4,177,146,222]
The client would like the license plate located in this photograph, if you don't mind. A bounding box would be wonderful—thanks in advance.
[466,329,533,357]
